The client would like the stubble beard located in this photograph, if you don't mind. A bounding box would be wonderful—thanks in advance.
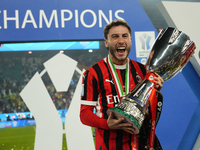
[108,46,131,62]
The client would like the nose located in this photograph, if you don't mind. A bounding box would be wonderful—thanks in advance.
[118,36,125,44]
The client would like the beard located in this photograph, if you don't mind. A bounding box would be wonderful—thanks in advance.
[108,45,131,62]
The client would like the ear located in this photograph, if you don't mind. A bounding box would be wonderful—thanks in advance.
[104,38,108,48]
[130,37,132,45]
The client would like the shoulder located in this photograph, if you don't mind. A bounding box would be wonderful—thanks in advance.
[86,58,105,72]
[129,59,146,69]
[83,58,106,77]
[129,59,146,77]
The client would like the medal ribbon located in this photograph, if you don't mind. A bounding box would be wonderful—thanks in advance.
[131,134,139,150]
[107,54,130,98]
[148,88,158,150]
[107,54,139,149]
[144,73,159,150]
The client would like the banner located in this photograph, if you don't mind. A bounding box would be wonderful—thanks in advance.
[0,119,36,128]
[0,0,156,42]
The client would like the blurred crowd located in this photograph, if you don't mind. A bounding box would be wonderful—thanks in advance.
[0,53,77,114]
[0,47,108,115]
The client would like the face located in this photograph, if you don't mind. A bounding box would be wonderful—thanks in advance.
[104,25,132,65]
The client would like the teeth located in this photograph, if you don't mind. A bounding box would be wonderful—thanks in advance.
[118,47,125,50]
[117,47,125,52]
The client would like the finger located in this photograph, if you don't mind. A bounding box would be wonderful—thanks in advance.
[154,76,163,83]
[154,82,163,90]
[123,127,135,134]
[107,112,125,128]
[154,77,164,90]
[108,111,114,119]
[158,78,164,84]
[155,76,164,84]
[123,129,134,134]
[118,122,133,128]
[115,117,126,124]
[154,80,163,87]
[108,112,124,122]
[154,73,164,82]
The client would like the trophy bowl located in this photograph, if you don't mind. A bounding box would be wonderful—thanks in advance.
[107,27,196,134]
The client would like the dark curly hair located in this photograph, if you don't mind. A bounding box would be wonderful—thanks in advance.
[103,20,132,39]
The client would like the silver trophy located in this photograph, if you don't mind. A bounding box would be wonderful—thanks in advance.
[107,27,196,134]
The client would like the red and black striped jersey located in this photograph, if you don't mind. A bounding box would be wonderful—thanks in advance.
[80,56,147,150]
[81,57,146,119]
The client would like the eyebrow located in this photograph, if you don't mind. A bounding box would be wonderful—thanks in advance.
[111,33,129,37]
[111,34,118,37]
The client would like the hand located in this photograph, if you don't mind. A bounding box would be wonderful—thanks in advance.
[107,112,135,134]
[154,73,164,90]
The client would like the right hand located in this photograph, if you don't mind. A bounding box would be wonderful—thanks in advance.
[107,111,135,134]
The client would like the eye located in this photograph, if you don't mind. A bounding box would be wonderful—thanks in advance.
[111,34,119,39]
[123,34,129,38]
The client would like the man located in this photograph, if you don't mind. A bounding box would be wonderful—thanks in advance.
[80,20,164,150]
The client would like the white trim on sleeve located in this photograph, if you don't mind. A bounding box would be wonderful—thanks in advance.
[80,100,97,106]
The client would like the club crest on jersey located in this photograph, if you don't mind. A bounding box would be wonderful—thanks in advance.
[136,74,142,82]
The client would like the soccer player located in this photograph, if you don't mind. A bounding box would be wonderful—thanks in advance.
[80,20,164,150]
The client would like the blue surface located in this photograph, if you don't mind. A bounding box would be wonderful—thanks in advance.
[178,62,200,150]
[0,41,99,51]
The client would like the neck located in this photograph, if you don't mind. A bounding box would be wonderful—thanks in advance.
[109,54,127,65]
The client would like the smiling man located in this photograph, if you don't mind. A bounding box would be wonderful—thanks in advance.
[104,24,132,65]
[80,20,164,150]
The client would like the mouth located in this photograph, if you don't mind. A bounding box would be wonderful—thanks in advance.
[117,47,126,53]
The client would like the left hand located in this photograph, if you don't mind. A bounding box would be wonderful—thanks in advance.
[154,73,164,90]
[107,112,135,134]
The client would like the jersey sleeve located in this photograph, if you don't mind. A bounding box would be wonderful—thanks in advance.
[81,69,98,105]
[80,104,110,130]
[80,69,110,130]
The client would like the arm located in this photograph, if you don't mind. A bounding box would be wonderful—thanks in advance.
[80,104,110,130]
[80,69,135,134]
[80,104,135,134]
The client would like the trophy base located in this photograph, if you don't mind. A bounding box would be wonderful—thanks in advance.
[107,107,140,134]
